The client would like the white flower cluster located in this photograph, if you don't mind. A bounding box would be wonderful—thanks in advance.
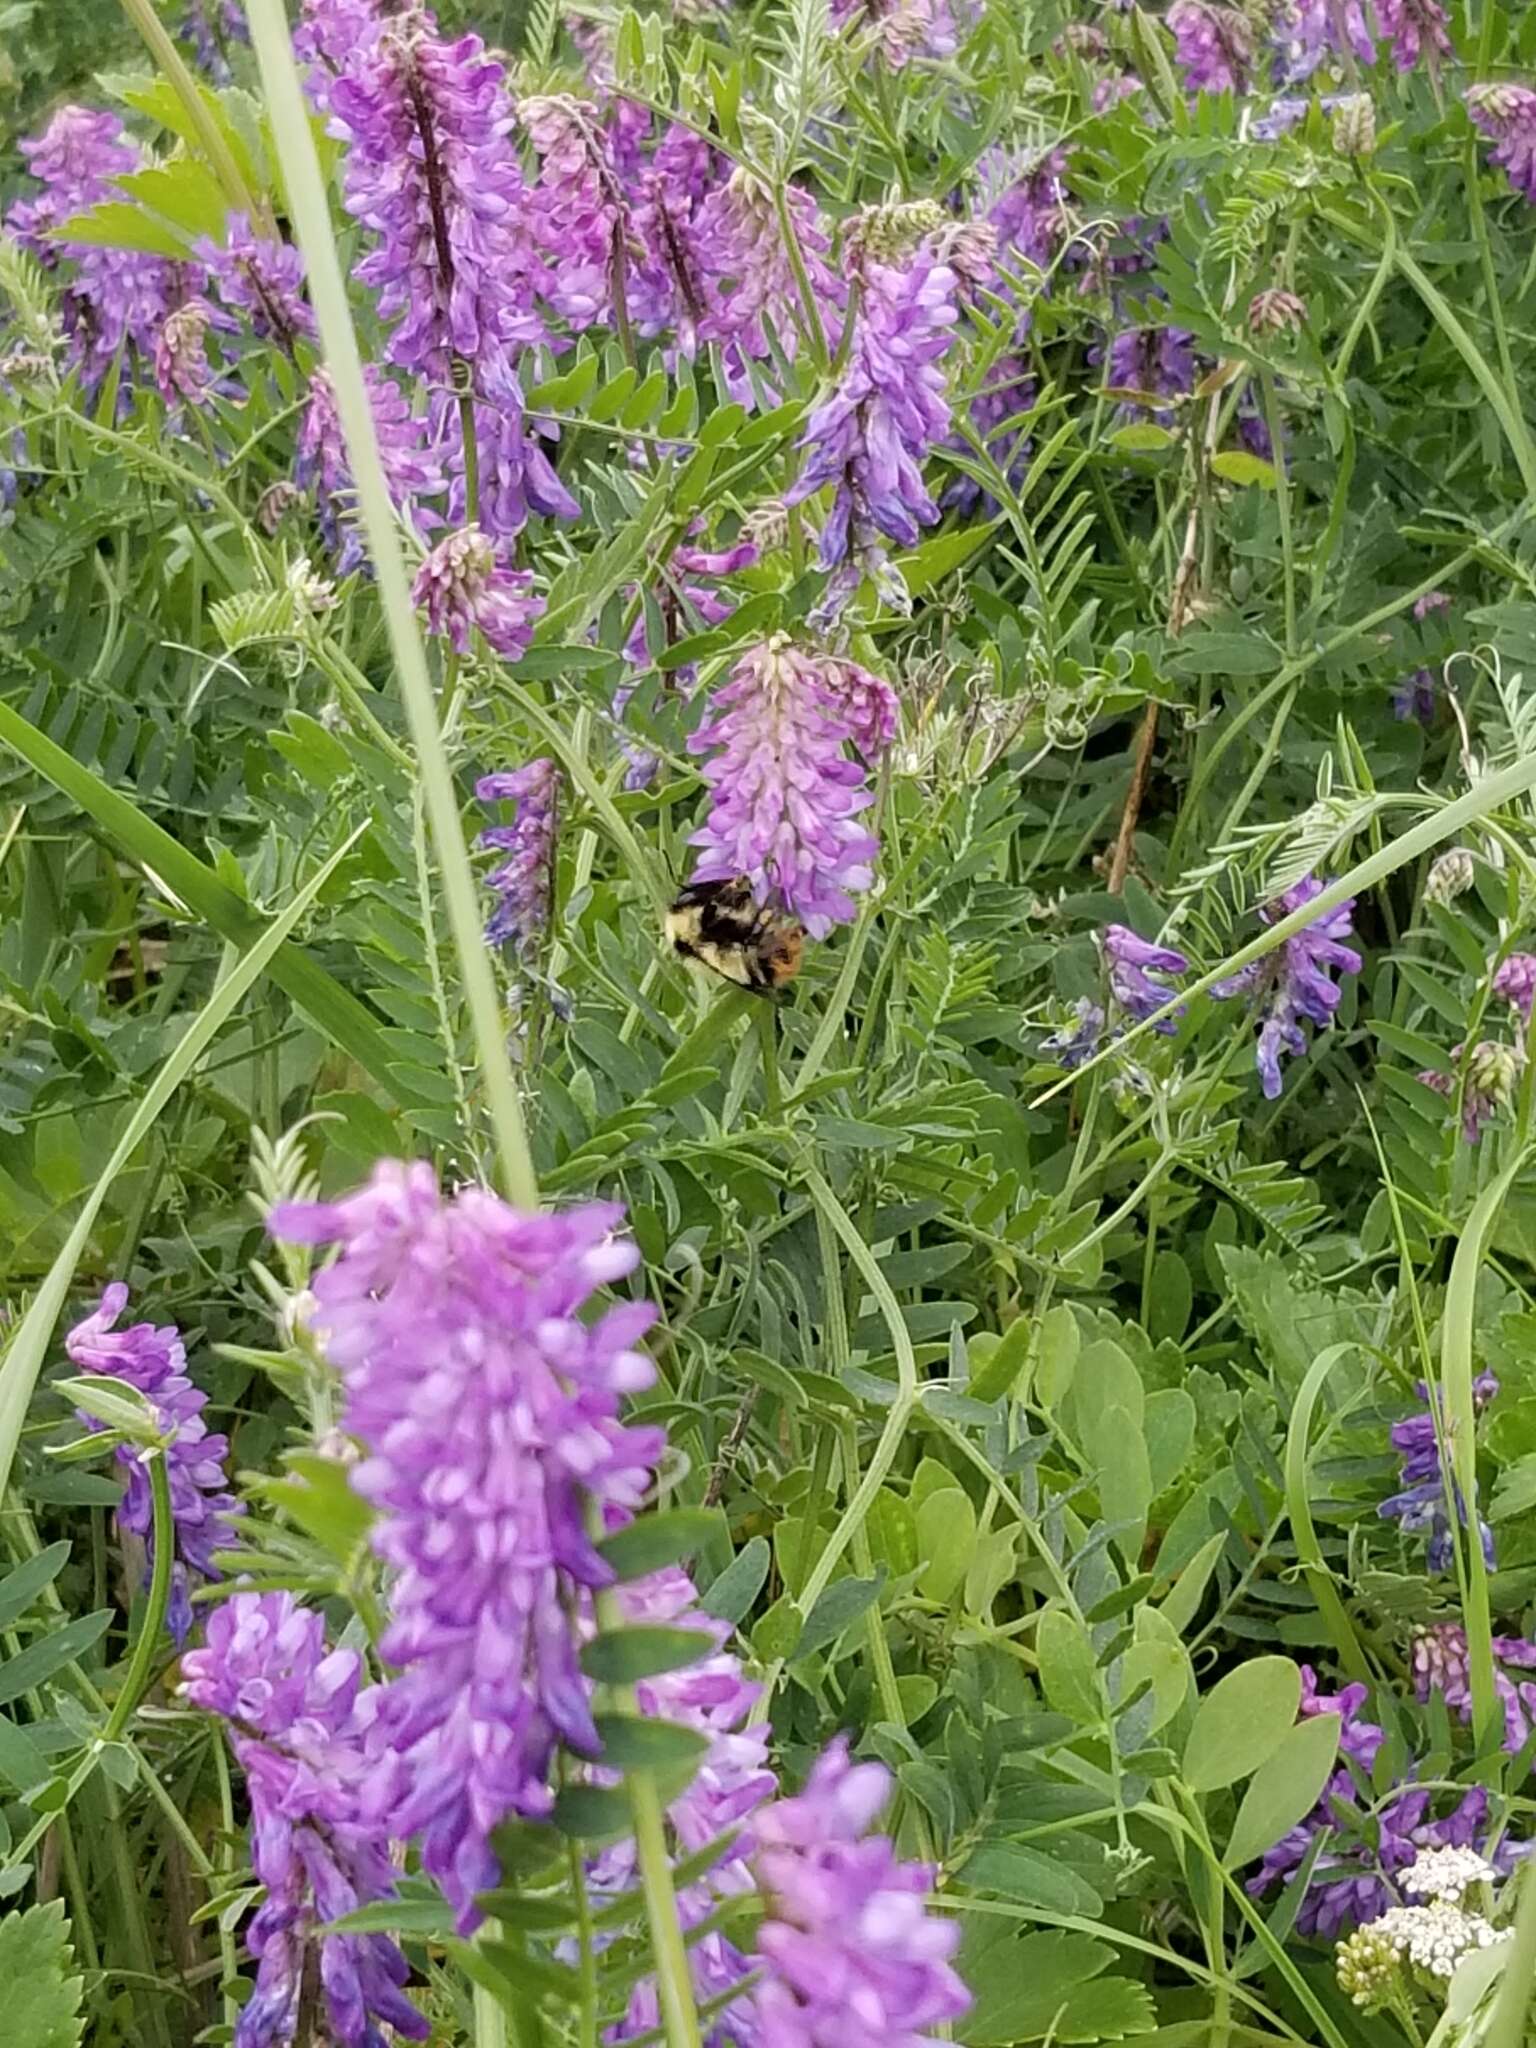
[1401,1847,1499,1904]
[1336,1848,1511,2009]
[1368,1902,1507,1981]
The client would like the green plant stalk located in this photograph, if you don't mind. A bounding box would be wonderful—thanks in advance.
[1441,1154,1528,1748]
[1463,139,1519,412]
[0,824,364,1502]
[1485,1853,1536,2048]
[628,1771,704,2048]
[118,0,269,227]
[248,0,538,1211]
[1283,1344,1374,1684]
[102,1453,175,1744]
[1259,371,1296,656]
[1039,745,1536,1104]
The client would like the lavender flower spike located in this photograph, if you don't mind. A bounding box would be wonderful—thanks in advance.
[750,1736,971,2048]
[477,760,559,950]
[181,1592,428,2048]
[66,1284,240,1644]
[1493,951,1536,1020]
[413,527,543,661]
[1380,1374,1498,1573]
[269,1165,666,1928]
[1167,2,1254,92]
[686,638,895,939]
[1213,877,1362,1098]
[1467,85,1536,204]
[1414,1621,1536,1757]
[1101,925,1189,1031]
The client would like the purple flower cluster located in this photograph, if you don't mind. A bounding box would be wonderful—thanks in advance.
[269,1165,664,1926]
[6,106,190,390]
[520,95,628,331]
[1468,85,1536,204]
[181,0,250,85]
[1249,1667,1500,1935]
[1493,951,1536,1020]
[1214,877,1363,1099]
[1380,1374,1498,1573]
[1101,925,1189,1032]
[1168,2,1254,93]
[830,0,958,69]
[66,1284,240,1644]
[412,526,543,660]
[197,213,313,351]
[180,1592,428,2048]
[1102,326,1196,419]
[750,1737,970,2048]
[686,638,899,937]
[1375,0,1452,70]
[296,367,445,572]
[692,174,841,402]
[1416,1048,1498,1145]
[786,238,960,616]
[1414,1622,1536,1756]
[476,760,560,950]
[1273,0,1374,83]
[942,359,1037,517]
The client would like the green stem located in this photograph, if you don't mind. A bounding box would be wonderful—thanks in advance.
[117,0,269,228]
[1259,370,1296,657]
[102,1452,174,1745]
[773,180,830,373]
[248,0,538,1210]
[1464,138,1518,417]
[628,1773,703,2048]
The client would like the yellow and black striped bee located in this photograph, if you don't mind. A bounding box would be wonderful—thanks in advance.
[664,877,804,996]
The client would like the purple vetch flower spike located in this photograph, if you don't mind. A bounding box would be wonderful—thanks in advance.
[985,148,1070,274]
[749,1737,971,2048]
[1493,951,1536,1020]
[1101,326,1196,421]
[1374,0,1451,71]
[197,212,313,348]
[1168,1,1254,92]
[412,526,543,660]
[295,0,385,107]
[1467,84,1536,204]
[65,1284,240,1645]
[1416,1054,1498,1146]
[296,366,445,570]
[1212,877,1362,1099]
[268,1165,666,1927]
[785,239,959,616]
[694,172,843,403]
[685,637,892,938]
[1101,925,1189,1031]
[475,760,559,949]
[7,106,138,253]
[1414,1621,1536,1757]
[521,94,627,330]
[154,302,217,407]
[1393,667,1437,723]
[1272,0,1374,83]
[830,0,958,67]
[1380,1373,1498,1572]
[1042,998,1106,1070]
[180,1592,429,2048]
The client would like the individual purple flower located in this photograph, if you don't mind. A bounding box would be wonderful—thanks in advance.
[1168,2,1254,93]
[1415,589,1452,619]
[1042,998,1106,1070]
[686,637,891,938]
[1493,951,1536,1020]
[785,239,959,615]
[476,760,559,950]
[1467,84,1536,205]
[412,526,543,661]
[694,173,842,401]
[296,366,444,570]
[65,1284,240,1645]
[197,212,313,348]
[1101,925,1189,1031]
[1251,94,1313,140]
[1102,326,1196,419]
[180,1592,428,2048]
[1393,667,1437,723]
[749,1737,970,2048]
[830,0,958,67]
[1414,1622,1536,1757]
[269,1165,666,1927]
[1374,0,1451,71]
[1248,1667,1502,1934]
[1213,877,1363,1099]
[1380,1373,1498,1572]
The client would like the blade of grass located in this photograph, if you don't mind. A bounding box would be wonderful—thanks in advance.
[0,824,366,1501]
[1283,1342,1373,1686]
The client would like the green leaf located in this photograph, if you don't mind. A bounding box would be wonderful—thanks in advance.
[0,1901,84,2048]
[916,1488,975,1603]
[53,1376,160,1442]
[0,1547,71,1634]
[0,1613,111,1708]
[1224,1710,1341,1869]
[1182,1657,1301,1792]
[51,204,191,258]
[700,1537,770,1625]
[550,1782,634,1840]
[795,1570,886,1660]
[0,1718,47,1796]
[593,1713,709,1773]
[967,1319,1032,1402]
[580,1626,712,1684]
[1050,1977,1158,2042]
[1109,422,1178,453]
[1210,449,1278,489]
[959,1924,1112,2044]
[262,1453,376,1561]
[959,1841,1102,1915]
[1035,1607,1101,1725]
[597,1510,726,1582]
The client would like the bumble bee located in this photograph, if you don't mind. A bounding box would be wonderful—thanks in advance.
[664,877,804,995]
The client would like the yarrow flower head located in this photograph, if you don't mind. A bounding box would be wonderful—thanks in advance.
[412,526,543,661]
[1467,84,1536,204]
[66,1284,240,1644]
[785,238,959,619]
[1100,925,1189,1032]
[1213,877,1362,1099]
[750,1736,971,2048]
[476,760,559,951]
[181,1592,428,2048]
[269,1165,665,1926]
[1380,1372,1498,1572]
[685,637,897,938]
